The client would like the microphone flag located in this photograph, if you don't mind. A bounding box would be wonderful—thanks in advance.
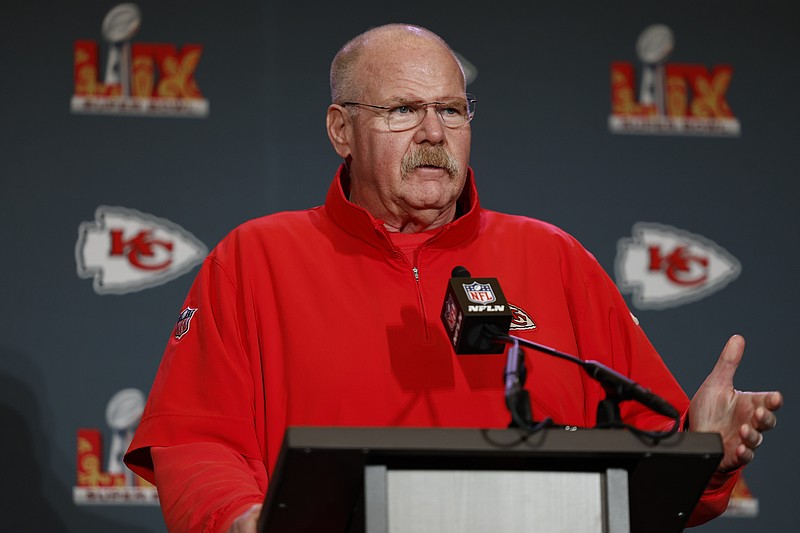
[441,267,512,354]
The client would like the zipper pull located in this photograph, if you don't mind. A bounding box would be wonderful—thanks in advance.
[412,267,419,281]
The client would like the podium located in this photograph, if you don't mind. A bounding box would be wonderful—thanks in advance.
[258,426,722,533]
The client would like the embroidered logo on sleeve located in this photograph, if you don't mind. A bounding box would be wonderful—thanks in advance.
[174,307,198,339]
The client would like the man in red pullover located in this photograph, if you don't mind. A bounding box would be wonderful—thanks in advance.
[125,23,782,533]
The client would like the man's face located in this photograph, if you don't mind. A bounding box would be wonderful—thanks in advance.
[335,37,471,230]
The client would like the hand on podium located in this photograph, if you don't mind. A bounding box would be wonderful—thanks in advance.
[226,503,262,533]
[689,334,783,472]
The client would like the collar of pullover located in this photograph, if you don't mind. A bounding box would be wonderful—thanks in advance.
[323,163,483,252]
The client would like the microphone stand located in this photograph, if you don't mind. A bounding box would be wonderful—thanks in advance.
[504,338,534,429]
[595,384,624,428]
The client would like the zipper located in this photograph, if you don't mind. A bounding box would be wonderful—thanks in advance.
[411,256,431,340]
[378,225,431,340]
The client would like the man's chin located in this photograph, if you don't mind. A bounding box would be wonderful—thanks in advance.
[400,183,463,211]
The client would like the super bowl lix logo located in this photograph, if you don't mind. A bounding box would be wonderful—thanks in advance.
[609,24,740,137]
[76,206,207,295]
[72,3,209,117]
[615,222,741,310]
[74,388,158,505]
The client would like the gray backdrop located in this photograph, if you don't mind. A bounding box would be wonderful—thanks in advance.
[2,0,797,531]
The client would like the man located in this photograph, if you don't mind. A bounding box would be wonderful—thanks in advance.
[125,24,782,533]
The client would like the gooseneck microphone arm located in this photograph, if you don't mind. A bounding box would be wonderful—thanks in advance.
[489,329,681,435]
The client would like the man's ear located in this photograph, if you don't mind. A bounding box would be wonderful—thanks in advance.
[326,104,352,159]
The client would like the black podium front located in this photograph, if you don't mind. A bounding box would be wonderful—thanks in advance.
[258,426,722,533]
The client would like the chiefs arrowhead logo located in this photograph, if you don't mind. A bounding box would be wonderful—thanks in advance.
[509,303,537,331]
[76,206,207,295]
[615,222,741,310]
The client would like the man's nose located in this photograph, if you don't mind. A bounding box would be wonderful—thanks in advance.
[414,105,445,144]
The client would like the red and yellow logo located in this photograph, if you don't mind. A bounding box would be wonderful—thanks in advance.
[609,24,739,136]
[73,389,158,505]
[71,3,208,117]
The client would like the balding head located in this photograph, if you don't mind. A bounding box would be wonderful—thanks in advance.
[330,24,465,103]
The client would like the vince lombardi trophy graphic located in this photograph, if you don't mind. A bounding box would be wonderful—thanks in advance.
[636,24,674,116]
[106,388,145,485]
[102,3,142,97]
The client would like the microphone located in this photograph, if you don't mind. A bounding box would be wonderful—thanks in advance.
[440,266,512,354]
[583,360,680,420]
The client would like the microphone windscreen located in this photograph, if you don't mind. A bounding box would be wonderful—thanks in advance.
[452,266,471,278]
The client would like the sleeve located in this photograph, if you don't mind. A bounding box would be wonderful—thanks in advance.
[563,235,736,525]
[151,444,266,533]
[124,236,270,532]
[686,469,740,527]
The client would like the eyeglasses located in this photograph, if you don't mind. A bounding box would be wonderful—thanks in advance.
[342,95,477,132]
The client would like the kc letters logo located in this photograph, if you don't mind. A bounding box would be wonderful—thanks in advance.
[609,24,740,137]
[615,223,741,310]
[76,206,207,295]
[74,388,158,505]
[72,3,209,117]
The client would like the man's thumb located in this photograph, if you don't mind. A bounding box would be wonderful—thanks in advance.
[705,334,745,388]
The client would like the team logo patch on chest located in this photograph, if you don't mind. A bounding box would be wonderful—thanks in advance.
[509,303,537,331]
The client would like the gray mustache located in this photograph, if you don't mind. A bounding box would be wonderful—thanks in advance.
[401,146,460,178]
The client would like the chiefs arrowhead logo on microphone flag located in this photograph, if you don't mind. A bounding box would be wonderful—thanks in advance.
[615,222,741,310]
[509,304,537,331]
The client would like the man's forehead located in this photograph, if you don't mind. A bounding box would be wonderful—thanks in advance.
[382,95,467,104]
[356,42,465,98]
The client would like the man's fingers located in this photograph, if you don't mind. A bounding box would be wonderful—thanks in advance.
[755,403,779,430]
[736,443,755,465]
[760,410,777,431]
[740,424,762,449]
[767,391,784,411]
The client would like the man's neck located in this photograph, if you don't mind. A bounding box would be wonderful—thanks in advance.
[381,205,457,234]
